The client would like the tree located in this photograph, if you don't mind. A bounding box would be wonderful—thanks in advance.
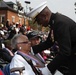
[28,19,50,32]
[0,0,3,1]
[28,19,39,30]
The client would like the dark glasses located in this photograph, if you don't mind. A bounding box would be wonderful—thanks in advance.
[17,41,30,44]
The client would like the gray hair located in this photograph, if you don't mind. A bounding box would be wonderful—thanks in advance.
[11,34,22,49]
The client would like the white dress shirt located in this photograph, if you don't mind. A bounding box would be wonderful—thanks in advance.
[10,53,35,75]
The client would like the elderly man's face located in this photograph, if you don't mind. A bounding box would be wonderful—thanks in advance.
[17,35,31,53]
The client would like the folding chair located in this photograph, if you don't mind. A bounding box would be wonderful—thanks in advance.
[10,67,25,75]
[3,64,10,75]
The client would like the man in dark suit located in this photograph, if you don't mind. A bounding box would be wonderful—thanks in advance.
[26,1,76,75]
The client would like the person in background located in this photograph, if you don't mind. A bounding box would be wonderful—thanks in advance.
[6,20,10,30]
[7,27,16,40]
[19,25,27,35]
[0,69,4,75]
[26,31,45,61]
[26,31,42,46]
[26,1,76,75]
[3,40,14,57]
[0,40,13,63]
[26,31,52,75]
[15,22,20,34]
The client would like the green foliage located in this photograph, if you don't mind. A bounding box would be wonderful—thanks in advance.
[28,19,41,30]
[0,0,3,1]
[43,27,50,32]
[28,19,50,32]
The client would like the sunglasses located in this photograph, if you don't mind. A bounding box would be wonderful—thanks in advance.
[17,41,30,44]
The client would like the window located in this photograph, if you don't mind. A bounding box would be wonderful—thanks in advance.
[0,15,5,23]
[12,16,15,22]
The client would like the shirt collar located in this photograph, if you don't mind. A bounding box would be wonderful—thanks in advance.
[48,13,56,28]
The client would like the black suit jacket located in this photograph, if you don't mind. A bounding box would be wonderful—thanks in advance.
[32,13,76,75]
[0,48,13,63]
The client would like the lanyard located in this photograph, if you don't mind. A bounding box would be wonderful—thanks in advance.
[17,51,45,67]
[17,51,43,75]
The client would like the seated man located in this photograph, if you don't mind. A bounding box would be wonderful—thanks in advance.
[10,34,51,75]
[0,41,13,63]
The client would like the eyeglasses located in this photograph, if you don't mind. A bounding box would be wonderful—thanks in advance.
[17,41,30,44]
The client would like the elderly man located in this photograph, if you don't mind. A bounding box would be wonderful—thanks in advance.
[10,34,37,75]
[10,34,51,75]
[26,1,76,75]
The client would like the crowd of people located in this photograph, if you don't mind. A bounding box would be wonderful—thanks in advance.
[0,21,56,75]
[0,16,55,75]
[0,1,76,75]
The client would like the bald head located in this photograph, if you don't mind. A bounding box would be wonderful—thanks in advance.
[11,34,31,54]
[11,34,29,49]
[17,35,28,43]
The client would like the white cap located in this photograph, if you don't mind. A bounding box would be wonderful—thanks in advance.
[26,1,47,19]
